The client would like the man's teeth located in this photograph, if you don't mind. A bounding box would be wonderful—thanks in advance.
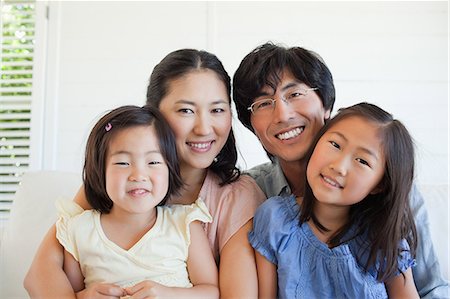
[277,127,303,140]
[188,142,210,149]
[323,176,341,188]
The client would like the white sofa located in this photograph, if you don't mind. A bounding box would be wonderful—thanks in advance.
[0,171,448,298]
[0,171,81,299]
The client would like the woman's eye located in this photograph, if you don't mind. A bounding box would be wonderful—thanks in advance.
[178,108,194,114]
[114,162,129,166]
[148,161,162,165]
[212,108,225,113]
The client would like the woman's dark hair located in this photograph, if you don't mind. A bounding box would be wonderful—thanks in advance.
[300,102,417,282]
[146,49,239,185]
[83,105,183,213]
[233,42,336,133]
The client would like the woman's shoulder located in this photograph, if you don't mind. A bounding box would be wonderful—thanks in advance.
[200,172,267,253]
[229,173,266,194]
[209,172,261,189]
[203,171,266,202]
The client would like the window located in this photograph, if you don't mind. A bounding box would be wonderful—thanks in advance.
[0,0,38,225]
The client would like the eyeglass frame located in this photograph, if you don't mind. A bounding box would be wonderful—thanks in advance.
[247,87,319,115]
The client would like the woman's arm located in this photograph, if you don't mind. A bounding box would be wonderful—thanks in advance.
[24,186,87,297]
[124,221,219,298]
[255,251,277,299]
[73,185,91,210]
[23,225,77,299]
[385,268,419,299]
[219,220,259,299]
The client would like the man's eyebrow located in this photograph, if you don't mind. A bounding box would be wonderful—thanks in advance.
[280,82,300,92]
[257,81,301,97]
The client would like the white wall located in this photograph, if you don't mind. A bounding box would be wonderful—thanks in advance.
[33,1,448,187]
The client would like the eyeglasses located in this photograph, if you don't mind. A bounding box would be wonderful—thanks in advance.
[247,87,319,116]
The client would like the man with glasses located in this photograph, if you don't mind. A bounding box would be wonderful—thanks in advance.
[233,42,448,298]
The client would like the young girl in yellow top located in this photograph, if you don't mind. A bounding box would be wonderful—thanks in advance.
[56,105,218,298]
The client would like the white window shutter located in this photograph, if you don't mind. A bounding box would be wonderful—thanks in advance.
[1,0,36,225]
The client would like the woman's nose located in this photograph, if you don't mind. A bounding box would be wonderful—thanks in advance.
[193,113,213,135]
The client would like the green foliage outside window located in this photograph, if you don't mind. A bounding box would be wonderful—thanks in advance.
[1,1,35,219]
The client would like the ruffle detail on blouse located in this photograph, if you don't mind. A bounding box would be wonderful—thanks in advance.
[55,198,85,261]
[185,197,212,225]
[181,197,212,246]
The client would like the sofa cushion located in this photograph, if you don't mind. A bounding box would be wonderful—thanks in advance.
[0,171,80,298]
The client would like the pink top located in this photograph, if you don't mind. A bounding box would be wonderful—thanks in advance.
[199,171,266,262]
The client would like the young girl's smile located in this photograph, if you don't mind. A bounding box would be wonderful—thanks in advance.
[306,116,385,207]
[105,125,169,216]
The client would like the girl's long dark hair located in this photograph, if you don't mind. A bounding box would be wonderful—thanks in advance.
[146,49,240,185]
[300,102,418,282]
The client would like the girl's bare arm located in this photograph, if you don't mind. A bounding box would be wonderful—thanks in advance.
[385,268,419,299]
[255,250,277,299]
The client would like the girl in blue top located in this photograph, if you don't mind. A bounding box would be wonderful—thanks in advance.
[249,102,419,299]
